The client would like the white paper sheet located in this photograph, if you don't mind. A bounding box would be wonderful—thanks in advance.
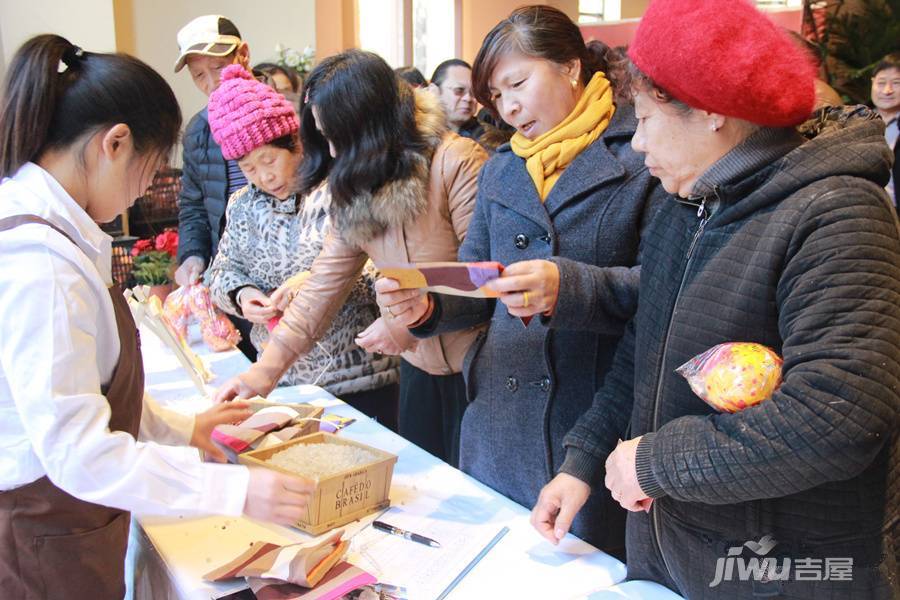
[347,505,507,600]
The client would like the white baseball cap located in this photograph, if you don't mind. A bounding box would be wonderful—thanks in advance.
[174,15,242,73]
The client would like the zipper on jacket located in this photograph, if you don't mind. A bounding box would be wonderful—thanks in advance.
[649,190,714,586]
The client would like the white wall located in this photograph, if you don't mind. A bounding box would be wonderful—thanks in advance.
[0,0,117,68]
[114,0,316,126]
[0,0,315,168]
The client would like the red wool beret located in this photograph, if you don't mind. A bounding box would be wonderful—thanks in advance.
[628,0,817,127]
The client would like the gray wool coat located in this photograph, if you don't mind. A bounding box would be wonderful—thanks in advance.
[413,104,668,554]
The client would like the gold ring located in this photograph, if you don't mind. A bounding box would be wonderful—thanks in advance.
[522,291,530,308]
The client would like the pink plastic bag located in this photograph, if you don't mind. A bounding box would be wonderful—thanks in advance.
[676,342,783,413]
[162,286,192,339]
[163,284,241,352]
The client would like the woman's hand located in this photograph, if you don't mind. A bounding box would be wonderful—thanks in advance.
[270,272,311,312]
[239,287,280,324]
[244,467,316,525]
[355,317,406,355]
[605,437,653,513]
[214,368,277,403]
[190,401,253,462]
[374,277,432,328]
[486,260,560,318]
[174,256,205,287]
[530,473,591,545]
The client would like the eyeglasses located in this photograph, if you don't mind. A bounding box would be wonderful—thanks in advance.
[872,78,900,91]
[443,85,472,99]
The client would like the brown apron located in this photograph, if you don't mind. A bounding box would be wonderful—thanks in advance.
[0,215,144,599]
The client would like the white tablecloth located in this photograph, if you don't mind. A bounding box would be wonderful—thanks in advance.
[127,323,681,600]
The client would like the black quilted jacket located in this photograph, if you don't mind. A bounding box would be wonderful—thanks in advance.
[176,109,228,265]
[561,106,899,599]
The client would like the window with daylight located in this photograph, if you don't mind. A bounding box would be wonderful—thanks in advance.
[358,0,406,68]
[357,0,459,75]
[578,0,621,23]
[412,0,457,80]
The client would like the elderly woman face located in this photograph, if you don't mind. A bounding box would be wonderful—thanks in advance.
[632,90,729,198]
[237,143,303,200]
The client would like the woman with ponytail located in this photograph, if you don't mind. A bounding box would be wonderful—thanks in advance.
[376,5,668,557]
[0,36,313,599]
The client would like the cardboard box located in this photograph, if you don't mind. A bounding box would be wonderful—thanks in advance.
[239,432,397,535]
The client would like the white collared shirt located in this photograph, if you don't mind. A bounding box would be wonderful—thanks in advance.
[0,162,249,516]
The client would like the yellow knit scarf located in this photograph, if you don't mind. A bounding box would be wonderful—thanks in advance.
[510,72,615,201]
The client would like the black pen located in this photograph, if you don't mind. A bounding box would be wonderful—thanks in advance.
[372,520,442,548]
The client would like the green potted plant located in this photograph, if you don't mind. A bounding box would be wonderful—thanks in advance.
[131,229,178,301]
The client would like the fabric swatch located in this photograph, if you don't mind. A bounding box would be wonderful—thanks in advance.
[380,261,504,298]
[203,531,359,591]
[248,561,376,600]
[211,404,321,462]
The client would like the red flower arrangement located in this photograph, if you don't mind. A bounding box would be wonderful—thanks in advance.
[131,229,179,285]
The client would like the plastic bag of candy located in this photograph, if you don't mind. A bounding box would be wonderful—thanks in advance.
[185,282,216,316]
[676,342,783,413]
[163,284,241,352]
[162,286,192,339]
[201,312,241,351]
[187,284,241,351]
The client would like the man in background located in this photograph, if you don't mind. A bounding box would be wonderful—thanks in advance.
[173,14,257,360]
[871,53,899,206]
[428,59,483,141]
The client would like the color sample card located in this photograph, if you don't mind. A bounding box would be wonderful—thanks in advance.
[380,262,505,298]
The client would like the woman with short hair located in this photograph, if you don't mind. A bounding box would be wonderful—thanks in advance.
[377,5,666,557]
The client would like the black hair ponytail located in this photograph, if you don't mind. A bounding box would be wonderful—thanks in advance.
[0,34,181,179]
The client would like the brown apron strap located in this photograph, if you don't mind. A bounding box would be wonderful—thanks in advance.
[0,214,79,247]
[0,213,144,434]
[103,288,144,436]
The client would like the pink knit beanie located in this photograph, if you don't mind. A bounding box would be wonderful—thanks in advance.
[207,64,299,159]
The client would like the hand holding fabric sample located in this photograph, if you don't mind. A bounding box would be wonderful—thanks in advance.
[373,277,433,328]
[379,261,504,297]
[484,259,560,318]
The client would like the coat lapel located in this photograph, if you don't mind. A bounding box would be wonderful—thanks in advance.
[483,149,553,231]
[483,104,638,229]
[542,105,636,216]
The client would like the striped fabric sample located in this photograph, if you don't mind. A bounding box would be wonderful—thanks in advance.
[211,405,321,461]
[203,530,373,597]
[380,261,505,298]
[248,561,376,600]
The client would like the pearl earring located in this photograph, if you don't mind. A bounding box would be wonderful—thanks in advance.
[570,78,578,88]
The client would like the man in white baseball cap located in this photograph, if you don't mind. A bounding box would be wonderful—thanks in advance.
[173,15,258,361]
[174,15,249,91]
